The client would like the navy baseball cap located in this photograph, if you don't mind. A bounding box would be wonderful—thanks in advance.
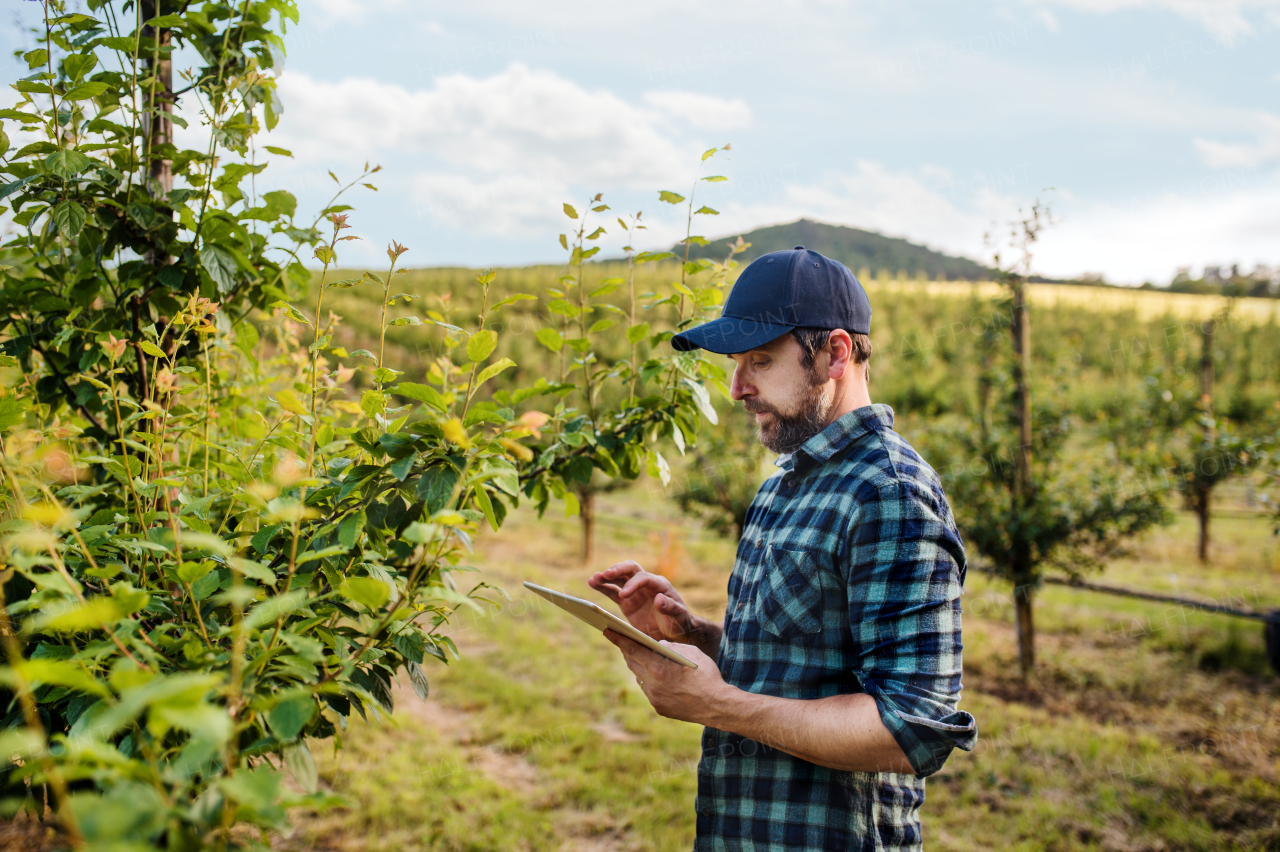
[671,246,871,354]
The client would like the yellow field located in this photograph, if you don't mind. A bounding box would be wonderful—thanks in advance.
[867,279,1280,324]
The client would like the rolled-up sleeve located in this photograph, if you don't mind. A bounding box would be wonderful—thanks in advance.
[845,478,976,777]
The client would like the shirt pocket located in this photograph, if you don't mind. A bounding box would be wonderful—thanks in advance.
[754,544,824,639]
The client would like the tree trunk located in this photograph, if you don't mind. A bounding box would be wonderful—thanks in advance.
[1195,487,1211,563]
[1009,278,1037,674]
[1011,279,1033,498]
[577,485,595,566]
[141,1,174,195]
[1198,319,1215,563]
[1014,583,1035,675]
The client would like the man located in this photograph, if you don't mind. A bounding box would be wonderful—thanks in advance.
[587,246,975,851]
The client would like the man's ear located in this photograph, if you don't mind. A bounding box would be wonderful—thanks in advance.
[825,329,853,379]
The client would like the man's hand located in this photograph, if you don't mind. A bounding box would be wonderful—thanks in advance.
[587,561,721,659]
[603,629,729,725]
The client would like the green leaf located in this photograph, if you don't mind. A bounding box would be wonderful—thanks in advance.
[589,277,624,297]
[416,465,460,514]
[626,322,650,346]
[0,397,30,433]
[139,340,167,359]
[267,697,313,741]
[408,661,430,699]
[285,741,318,793]
[466,329,498,362]
[388,316,421,327]
[558,233,568,250]
[701,147,718,161]
[658,191,685,204]
[227,557,276,586]
[190,571,220,601]
[275,389,308,417]
[360,391,387,418]
[474,358,516,389]
[589,319,615,334]
[49,197,85,239]
[702,175,728,182]
[200,244,238,295]
[392,382,447,412]
[681,378,718,425]
[392,629,425,664]
[9,659,109,697]
[44,149,90,179]
[338,510,366,548]
[63,81,109,100]
[326,278,361,289]
[563,203,578,219]
[634,251,675,264]
[389,452,418,482]
[243,590,308,631]
[341,577,390,610]
[265,146,293,156]
[694,206,719,215]
[488,293,537,313]
[28,598,119,633]
[144,13,187,27]
[473,486,499,531]
[313,245,335,265]
[535,327,563,353]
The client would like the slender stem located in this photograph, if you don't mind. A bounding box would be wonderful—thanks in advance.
[308,227,339,458]
[0,583,85,850]
[43,3,61,153]
[626,218,638,405]
[203,333,212,497]
[459,279,492,421]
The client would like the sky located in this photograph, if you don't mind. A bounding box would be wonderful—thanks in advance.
[6,0,1280,283]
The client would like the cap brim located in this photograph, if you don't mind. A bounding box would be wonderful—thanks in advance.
[670,316,794,354]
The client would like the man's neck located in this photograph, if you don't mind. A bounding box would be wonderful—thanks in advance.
[823,372,872,428]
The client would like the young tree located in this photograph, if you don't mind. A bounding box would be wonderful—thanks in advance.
[929,202,1169,676]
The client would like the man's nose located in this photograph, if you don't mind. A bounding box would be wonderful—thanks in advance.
[729,364,751,401]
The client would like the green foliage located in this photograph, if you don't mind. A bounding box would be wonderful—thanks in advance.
[0,3,725,848]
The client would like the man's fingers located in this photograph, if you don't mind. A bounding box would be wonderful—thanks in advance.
[602,561,642,582]
[588,575,623,603]
[618,572,669,600]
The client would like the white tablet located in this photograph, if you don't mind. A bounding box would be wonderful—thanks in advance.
[523,581,698,669]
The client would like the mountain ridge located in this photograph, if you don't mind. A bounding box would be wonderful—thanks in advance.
[675,218,994,281]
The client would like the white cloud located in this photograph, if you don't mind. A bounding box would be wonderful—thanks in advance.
[1194,112,1280,168]
[643,91,752,129]
[1036,8,1062,30]
[257,65,753,240]
[1034,181,1280,282]
[272,64,714,185]
[1026,0,1280,43]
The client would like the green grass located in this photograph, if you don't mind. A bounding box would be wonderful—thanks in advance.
[280,480,1280,852]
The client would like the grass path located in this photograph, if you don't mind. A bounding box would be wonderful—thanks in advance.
[282,486,1280,851]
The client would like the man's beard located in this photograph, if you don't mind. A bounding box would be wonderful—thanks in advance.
[743,367,833,454]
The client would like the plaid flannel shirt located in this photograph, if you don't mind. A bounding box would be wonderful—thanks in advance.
[694,404,976,852]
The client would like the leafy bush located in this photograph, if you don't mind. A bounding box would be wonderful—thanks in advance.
[0,2,727,847]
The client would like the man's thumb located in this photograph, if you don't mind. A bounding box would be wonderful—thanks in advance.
[654,593,688,638]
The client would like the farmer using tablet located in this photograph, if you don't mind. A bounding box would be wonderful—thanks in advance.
[588,246,975,851]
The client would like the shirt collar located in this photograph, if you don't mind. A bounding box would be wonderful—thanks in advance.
[775,404,895,473]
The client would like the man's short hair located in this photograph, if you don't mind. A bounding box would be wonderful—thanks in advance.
[790,327,872,371]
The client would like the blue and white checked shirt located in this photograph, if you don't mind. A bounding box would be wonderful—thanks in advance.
[695,404,976,852]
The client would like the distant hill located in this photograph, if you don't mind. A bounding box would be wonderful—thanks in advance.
[676,219,994,281]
